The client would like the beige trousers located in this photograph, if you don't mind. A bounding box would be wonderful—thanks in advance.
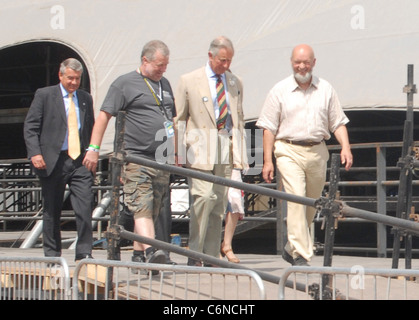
[274,140,329,261]
[188,134,232,258]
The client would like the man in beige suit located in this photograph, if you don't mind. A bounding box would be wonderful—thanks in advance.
[175,36,247,265]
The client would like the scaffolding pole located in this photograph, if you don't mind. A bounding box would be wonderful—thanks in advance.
[392,64,417,269]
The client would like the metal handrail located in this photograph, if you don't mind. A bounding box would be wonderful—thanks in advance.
[123,154,419,235]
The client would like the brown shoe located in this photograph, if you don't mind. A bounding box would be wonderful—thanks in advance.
[221,247,240,263]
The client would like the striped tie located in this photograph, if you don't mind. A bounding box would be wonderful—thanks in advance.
[216,75,227,130]
[67,93,80,160]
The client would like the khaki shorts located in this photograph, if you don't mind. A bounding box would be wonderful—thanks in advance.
[122,163,170,220]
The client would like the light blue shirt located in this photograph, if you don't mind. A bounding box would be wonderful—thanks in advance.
[205,63,232,131]
[60,84,81,151]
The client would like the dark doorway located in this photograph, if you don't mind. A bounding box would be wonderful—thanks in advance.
[0,41,90,159]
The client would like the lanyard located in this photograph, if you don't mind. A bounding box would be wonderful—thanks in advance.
[141,75,171,121]
[143,77,162,105]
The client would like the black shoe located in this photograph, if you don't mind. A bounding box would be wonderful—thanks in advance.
[163,252,177,265]
[293,255,310,266]
[46,263,61,269]
[132,254,146,263]
[75,254,94,262]
[187,258,202,267]
[146,250,166,264]
[131,254,146,275]
[282,250,294,265]
[203,263,218,268]
[144,249,166,276]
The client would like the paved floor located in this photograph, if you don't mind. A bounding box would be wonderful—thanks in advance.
[2,230,419,301]
[2,244,419,300]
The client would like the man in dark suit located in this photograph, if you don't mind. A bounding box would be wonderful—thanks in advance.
[24,58,95,261]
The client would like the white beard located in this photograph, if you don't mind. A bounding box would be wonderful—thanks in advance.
[294,72,312,84]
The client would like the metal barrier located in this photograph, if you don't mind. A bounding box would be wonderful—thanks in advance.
[278,266,419,300]
[0,255,266,300]
[72,259,266,300]
[0,256,71,300]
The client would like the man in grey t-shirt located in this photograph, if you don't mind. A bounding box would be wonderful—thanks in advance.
[83,40,175,268]
[101,70,175,160]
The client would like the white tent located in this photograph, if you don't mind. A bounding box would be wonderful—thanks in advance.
[1,0,419,154]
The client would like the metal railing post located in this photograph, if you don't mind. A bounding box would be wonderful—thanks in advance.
[320,153,340,298]
[105,111,126,298]
[376,145,387,257]
[392,64,417,269]
[322,153,341,268]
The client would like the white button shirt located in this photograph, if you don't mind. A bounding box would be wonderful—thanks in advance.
[256,75,349,142]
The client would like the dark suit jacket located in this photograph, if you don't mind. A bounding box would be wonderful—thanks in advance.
[24,84,94,177]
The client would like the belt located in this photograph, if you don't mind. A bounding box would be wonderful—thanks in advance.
[282,139,322,146]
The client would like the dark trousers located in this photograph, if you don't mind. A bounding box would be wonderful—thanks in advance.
[40,152,93,258]
[155,187,172,258]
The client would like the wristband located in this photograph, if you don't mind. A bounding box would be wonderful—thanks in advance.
[89,144,100,150]
[86,147,99,153]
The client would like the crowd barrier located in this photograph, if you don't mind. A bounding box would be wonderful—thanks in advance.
[72,259,266,300]
[278,265,419,300]
[0,256,71,300]
[4,255,419,300]
[0,256,265,300]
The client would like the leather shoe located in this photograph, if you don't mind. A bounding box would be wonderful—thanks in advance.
[293,255,310,266]
[282,250,294,265]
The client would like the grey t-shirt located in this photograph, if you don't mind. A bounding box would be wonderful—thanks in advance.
[101,70,176,160]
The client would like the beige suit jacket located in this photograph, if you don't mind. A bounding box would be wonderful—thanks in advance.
[174,67,247,171]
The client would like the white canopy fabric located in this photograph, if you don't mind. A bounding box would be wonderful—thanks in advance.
[2,0,419,153]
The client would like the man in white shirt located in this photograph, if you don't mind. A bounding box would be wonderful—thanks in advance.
[256,44,353,266]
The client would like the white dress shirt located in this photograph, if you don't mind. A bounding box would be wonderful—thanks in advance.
[256,75,349,142]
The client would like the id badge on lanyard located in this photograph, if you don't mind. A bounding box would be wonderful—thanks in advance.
[164,120,175,138]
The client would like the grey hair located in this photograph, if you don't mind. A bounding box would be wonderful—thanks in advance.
[60,58,83,74]
[141,40,170,61]
[208,36,234,56]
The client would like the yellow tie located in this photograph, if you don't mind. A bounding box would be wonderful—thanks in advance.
[67,93,80,160]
